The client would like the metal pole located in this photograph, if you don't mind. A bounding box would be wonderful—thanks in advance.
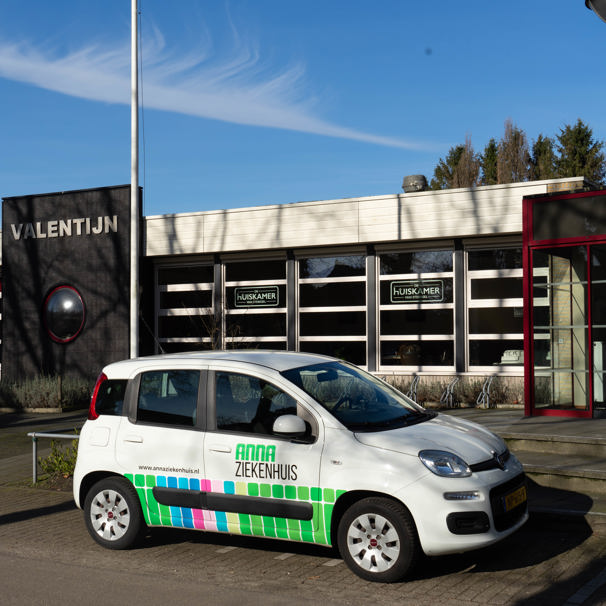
[130,0,140,358]
[32,436,38,484]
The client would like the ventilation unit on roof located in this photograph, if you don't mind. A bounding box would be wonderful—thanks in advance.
[402,174,428,193]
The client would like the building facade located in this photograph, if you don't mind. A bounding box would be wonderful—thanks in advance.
[1,177,598,416]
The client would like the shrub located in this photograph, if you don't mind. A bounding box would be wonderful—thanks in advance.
[39,437,78,478]
[0,375,92,410]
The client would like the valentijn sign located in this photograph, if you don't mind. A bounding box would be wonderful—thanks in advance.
[390,279,444,303]
[235,286,280,308]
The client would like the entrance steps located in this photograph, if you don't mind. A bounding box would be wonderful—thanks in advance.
[504,435,606,496]
[442,408,606,523]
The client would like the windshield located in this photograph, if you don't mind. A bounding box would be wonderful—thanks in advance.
[281,361,434,432]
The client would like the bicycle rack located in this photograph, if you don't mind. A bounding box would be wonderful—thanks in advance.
[440,377,460,408]
[406,375,420,403]
[476,376,495,409]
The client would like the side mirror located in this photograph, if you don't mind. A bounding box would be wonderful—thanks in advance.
[273,414,307,436]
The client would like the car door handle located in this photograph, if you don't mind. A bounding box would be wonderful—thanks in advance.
[209,444,231,453]
[124,435,143,443]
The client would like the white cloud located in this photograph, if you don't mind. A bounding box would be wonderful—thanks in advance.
[0,28,430,150]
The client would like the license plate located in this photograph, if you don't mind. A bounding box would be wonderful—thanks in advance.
[503,485,527,512]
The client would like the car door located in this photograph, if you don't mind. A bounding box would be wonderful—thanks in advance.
[115,366,207,529]
[202,368,328,544]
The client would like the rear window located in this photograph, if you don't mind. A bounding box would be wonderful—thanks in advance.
[95,379,127,416]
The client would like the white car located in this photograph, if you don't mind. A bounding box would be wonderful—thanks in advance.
[73,351,527,582]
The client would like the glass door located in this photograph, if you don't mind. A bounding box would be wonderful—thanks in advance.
[591,245,606,414]
[531,246,589,412]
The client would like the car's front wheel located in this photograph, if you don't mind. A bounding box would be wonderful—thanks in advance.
[337,497,419,582]
[84,476,144,550]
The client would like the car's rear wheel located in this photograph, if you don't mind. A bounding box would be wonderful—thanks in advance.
[337,497,419,582]
[84,476,144,550]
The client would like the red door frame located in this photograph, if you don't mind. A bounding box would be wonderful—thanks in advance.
[523,189,606,417]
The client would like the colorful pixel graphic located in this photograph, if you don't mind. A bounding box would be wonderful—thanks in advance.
[125,473,345,546]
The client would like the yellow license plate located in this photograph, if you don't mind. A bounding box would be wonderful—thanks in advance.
[503,485,527,512]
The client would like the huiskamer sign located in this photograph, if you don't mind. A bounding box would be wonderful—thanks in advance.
[235,286,279,308]
[390,279,444,303]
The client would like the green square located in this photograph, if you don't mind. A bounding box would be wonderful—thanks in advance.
[275,517,289,539]
[310,487,322,501]
[285,485,297,499]
[260,484,272,498]
[272,484,284,498]
[297,486,310,500]
[262,516,276,537]
[134,474,145,487]
[323,488,335,503]
[248,483,259,497]
[146,475,156,488]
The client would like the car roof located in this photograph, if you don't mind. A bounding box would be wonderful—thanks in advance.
[103,350,338,376]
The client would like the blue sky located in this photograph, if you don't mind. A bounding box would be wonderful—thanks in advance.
[1,1,605,216]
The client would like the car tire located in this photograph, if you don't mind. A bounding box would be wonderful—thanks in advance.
[337,497,419,582]
[84,476,144,550]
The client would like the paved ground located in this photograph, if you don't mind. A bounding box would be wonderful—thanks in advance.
[3,408,606,604]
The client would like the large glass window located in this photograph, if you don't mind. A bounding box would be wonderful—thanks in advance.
[156,265,215,353]
[379,250,454,369]
[298,255,366,366]
[467,248,524,369]
[224,259,287,350]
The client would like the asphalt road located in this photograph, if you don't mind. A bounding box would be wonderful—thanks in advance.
[2,485,606,605]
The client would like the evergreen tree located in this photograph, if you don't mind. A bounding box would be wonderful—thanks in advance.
[555,119,606,184]
[497,119,530,184]
[430,137,480,190]
[530,134,557,181]
[481,138,498,185]
[430,144,465,190]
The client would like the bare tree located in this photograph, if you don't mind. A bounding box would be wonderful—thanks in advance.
[497,119,530,184]
[452,135,481,188]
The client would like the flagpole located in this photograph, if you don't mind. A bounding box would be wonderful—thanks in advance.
[130,0,139,358]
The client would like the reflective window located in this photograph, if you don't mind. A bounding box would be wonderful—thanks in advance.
[298,254,366,366]
[467,248,524,369]
[137,370,200,426]
[215,372,298,435]
[379,249,454,369]
[224,259,287,349]
[156,264,215,351]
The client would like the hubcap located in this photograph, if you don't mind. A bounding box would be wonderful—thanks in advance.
[90,489,131,541]
[346,513,400,572]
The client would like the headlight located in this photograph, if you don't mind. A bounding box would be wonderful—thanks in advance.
[419,450,471,477]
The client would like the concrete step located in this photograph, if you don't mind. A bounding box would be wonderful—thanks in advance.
[513,448,606,496]
[505,434,606,459]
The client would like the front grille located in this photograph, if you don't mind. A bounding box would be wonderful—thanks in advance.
[489,473,527,532]
[470,449,510,472]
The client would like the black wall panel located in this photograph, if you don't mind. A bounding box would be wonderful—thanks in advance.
[2,186,133,381]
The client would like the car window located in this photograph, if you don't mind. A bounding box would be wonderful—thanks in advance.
[95,379,127,416]
[136,370,200,427]
[215,371,299,435]
[282,361,434,432]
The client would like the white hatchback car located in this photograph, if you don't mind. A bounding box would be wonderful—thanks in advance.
[73,351,527,582]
